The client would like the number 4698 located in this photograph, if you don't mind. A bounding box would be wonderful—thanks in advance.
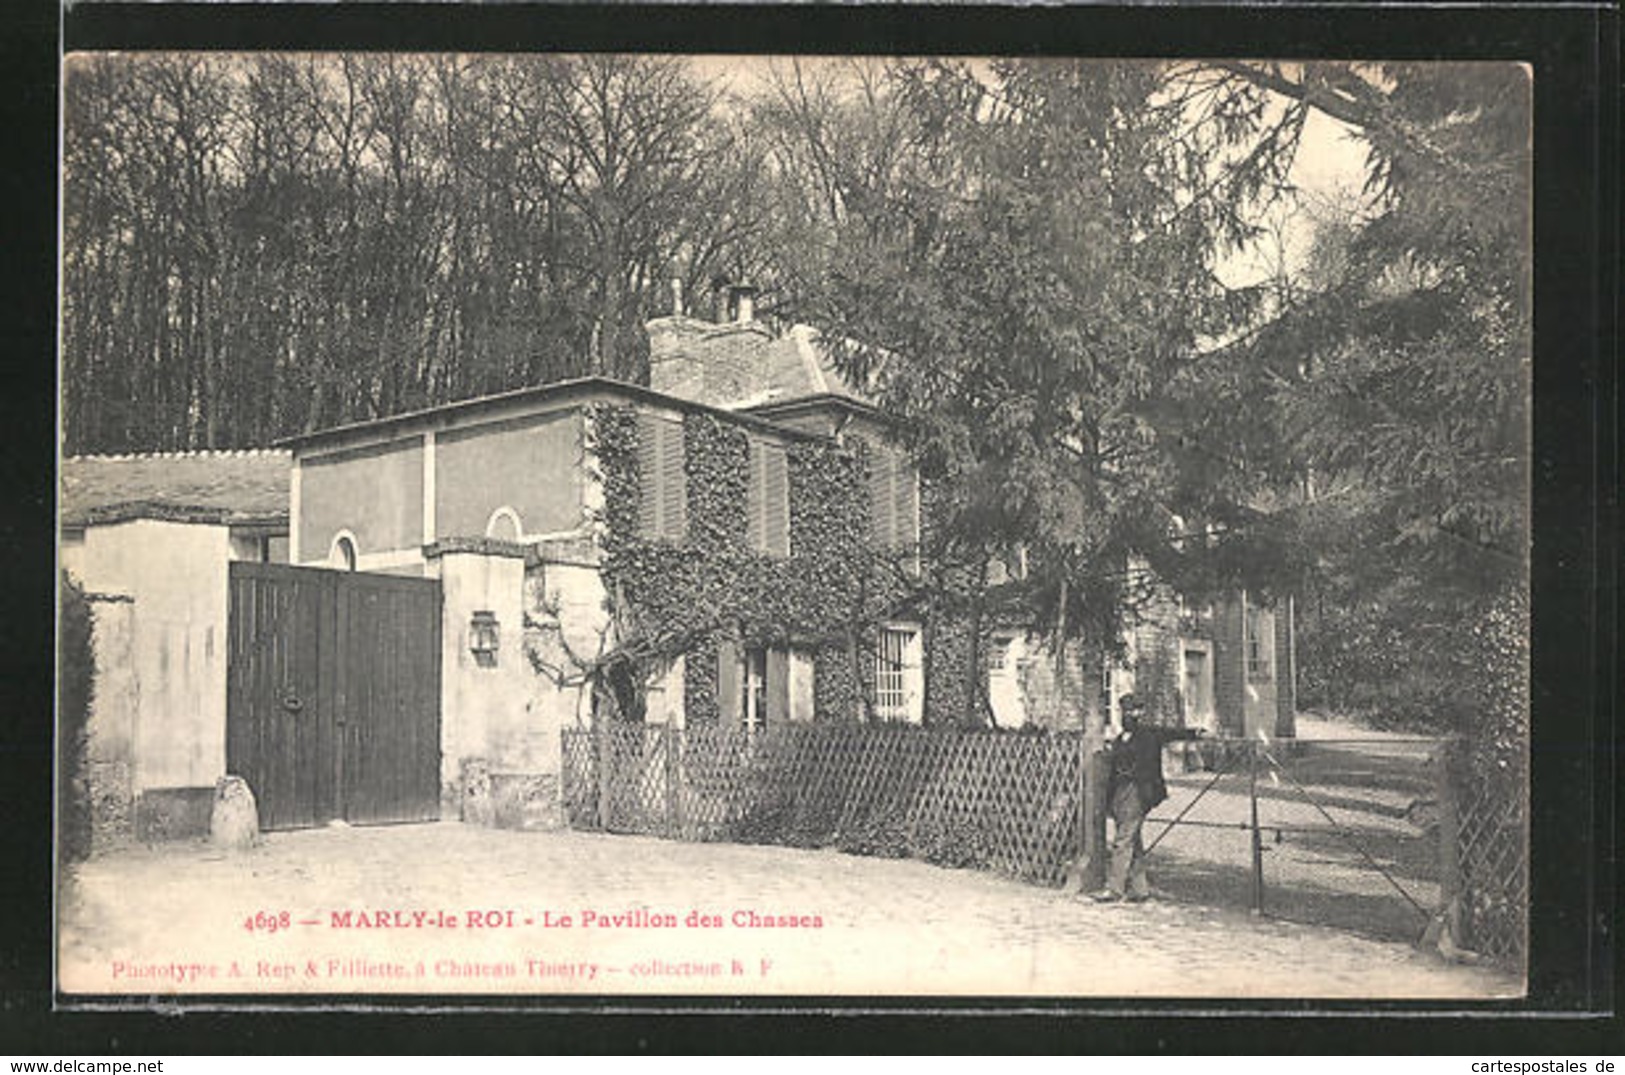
[243,910,291,933]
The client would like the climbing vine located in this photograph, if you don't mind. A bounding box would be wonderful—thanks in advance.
[583,401,977,725]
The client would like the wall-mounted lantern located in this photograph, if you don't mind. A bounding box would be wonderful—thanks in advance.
[469,610,500,668]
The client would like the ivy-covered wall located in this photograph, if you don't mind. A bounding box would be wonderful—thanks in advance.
[584,396,1262,731]
[590,403,919,724]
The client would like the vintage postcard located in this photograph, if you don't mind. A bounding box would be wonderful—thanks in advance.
[56,51,1531,1002]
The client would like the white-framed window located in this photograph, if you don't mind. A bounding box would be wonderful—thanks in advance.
[741,646,769,731]
[983,632,1015,675]
[873,624,924,723]
[1179,594,1214,625]
[720,641,790,730]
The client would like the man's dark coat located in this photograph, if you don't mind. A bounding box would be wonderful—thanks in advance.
[1107,725,1203,811]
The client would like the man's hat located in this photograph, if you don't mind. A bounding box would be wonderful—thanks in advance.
[1118,693,1145,714]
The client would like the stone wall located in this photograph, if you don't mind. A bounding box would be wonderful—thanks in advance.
[1015,641,1096,732]
[1129,586,1185,727]
[1214,594,1247,737]
[83,594,137,851]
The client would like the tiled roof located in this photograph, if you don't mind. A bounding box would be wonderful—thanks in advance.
[60,450,290,528]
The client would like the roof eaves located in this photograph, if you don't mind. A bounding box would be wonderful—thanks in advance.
[742,393,894,424]
[68,501,290,528]
[60,448,290,464]
[280,376,834,451]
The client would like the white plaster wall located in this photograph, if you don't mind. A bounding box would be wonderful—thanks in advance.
[518,559,611,744]
[77,520,232,791]
[60,532,86,580]
[435,552,536,785]
[548,562,613,666]
[83,598,137,763]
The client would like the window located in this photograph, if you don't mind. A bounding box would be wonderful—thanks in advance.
[741,647,768,731]
[330,534,358,571]
[486,506,523,542]
[719,642,789,729]
[873,625,923,723]
[1246,604,1273,681]
[636,414,687,541]
[1179,594,1214,627]
[983,633,1014,675]
[746,438,789,557]
[867,443,919,554]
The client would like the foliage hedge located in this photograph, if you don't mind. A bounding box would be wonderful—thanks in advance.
[58,572,94,863]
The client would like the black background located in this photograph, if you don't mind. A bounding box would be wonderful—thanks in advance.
[4,0,1617,1054]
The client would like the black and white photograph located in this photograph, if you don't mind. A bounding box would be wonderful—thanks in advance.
[55,50,1535,1002]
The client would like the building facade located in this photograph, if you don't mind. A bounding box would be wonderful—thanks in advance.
[61,301,1294,841]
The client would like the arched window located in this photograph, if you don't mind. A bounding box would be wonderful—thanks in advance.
[330,533,358,571]
[485,507,523,542]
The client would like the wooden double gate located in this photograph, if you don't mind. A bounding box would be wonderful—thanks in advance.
[226,562,442,831]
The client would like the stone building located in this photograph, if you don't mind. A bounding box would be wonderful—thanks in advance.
[641,292,1294,740]
[60,292,1293,843]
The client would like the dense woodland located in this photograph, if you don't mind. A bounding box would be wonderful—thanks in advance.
[62,55,1529,734]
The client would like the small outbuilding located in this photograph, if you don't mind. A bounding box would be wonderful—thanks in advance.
[60,450,290,847]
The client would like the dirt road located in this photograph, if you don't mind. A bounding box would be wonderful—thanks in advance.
[58,822,1520,1001]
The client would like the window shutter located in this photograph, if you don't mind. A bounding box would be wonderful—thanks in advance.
[716,640,742,725]
[747,439,765,552]
[659,417,687,540]
[766,646,790,722]
[763,443,788,556]
[638,414,686,540]
[869,444,896,547]
[747,439,789,557]
[893,458,917,553]
[636,414,661,537]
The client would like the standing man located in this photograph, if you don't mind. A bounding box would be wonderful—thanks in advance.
[1090,693,1204,903]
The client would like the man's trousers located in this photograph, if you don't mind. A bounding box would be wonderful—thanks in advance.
[1106,782,1152,898]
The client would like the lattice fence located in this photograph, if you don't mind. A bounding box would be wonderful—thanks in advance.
[561,723,1090,886]
[1454,768,1528,967]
